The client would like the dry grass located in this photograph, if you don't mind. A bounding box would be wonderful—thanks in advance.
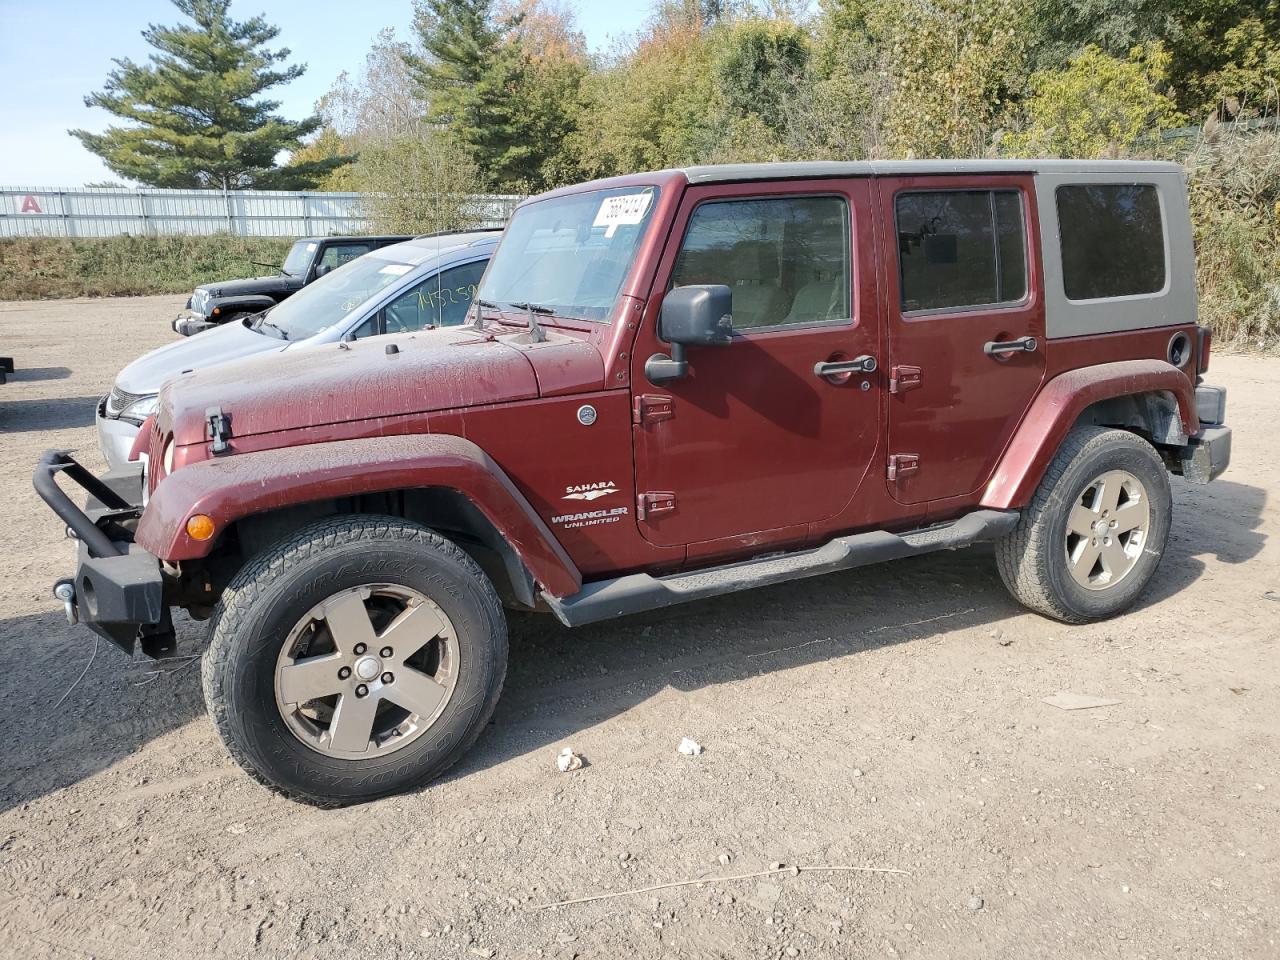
[1184,125,1280,350]
[0,235,294,300]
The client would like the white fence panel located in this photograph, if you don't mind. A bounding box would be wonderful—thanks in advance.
[0,186,522,238]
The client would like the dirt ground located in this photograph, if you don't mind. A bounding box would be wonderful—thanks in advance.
[0,295,1276,960]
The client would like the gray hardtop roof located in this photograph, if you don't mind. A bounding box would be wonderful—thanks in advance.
[294,234,414,244]
[679,159,1184,185]
[374,231,501,267]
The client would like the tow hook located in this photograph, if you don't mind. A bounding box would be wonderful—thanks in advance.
[53,580,78,625]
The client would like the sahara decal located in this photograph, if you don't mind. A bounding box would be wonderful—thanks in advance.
[562,481,619,502]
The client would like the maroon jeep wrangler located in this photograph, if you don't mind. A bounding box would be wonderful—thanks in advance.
[37,160,1231,805]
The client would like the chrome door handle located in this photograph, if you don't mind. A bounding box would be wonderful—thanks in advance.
[814,355,877,378]
[984,336,1038,357]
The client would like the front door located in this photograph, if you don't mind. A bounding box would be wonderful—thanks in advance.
[630,181,882,548]
[876,175,1048,505]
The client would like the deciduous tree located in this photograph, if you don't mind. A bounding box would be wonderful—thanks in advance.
[352,129,483,234]
[1004,43,1185,157]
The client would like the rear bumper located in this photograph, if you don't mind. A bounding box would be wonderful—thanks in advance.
[1177,382,1230,484]
[1178,425,1231,484]
[33,452,172,656]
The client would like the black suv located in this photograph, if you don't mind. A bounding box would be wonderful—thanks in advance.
[173,235,411,336]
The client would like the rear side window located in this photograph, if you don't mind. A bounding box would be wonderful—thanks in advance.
[895,190,1027,313]
[1056,184,1166,301]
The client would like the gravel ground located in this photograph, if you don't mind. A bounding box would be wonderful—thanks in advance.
[0,295,1277,960]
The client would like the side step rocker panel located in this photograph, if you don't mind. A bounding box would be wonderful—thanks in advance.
[543,509,1019,627]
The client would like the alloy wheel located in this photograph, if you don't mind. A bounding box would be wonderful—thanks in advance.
[273,584,459,759]
[1064,469,1151,591]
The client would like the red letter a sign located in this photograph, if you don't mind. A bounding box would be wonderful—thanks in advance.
[20,195,42,213]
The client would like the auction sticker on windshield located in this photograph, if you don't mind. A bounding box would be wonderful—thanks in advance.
[594,191,653,238]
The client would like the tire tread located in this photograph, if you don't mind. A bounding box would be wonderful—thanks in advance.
[202,515,506,807]
[995,426,1169,624]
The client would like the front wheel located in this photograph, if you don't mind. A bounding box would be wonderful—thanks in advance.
[996,426,1172,623]
[202,516,508,806]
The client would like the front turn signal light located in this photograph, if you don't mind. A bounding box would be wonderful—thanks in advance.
[186,514,216,541]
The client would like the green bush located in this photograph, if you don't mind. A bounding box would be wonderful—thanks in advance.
[0,235,295,300]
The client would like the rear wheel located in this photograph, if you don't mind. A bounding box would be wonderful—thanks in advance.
[996,427,1172,623]
[202,515,507,806]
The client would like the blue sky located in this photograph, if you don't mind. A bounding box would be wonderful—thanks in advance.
[0,0,655,186]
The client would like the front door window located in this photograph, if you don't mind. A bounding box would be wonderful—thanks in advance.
[319,243,373,272]
[671,196,851,329]
[383,261,487,334]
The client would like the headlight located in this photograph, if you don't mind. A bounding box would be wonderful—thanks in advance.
[163,437,176,475]
[119,394,160,425]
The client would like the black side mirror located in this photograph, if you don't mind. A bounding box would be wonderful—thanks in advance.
[645,285,733,384]
[314,263,332,279]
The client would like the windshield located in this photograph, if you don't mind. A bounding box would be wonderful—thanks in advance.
[281,240,317,277]
[478,186,659,323]
[260,251,415,340]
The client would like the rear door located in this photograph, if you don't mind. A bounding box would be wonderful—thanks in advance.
[630,180,882,548]
[877,175,1047,505]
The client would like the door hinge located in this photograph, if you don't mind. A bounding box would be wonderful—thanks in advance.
[889,365,923,395]
[887,454,920,481]
[637,491,676,519]
[633,394,674,426]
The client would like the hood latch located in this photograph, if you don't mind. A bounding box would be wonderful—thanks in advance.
[206,406,232,454]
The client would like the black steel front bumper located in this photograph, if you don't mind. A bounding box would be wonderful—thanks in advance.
[33,451,174,656]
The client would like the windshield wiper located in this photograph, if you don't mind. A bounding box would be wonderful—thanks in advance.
[508,301,555,315]
[252,315,290,340]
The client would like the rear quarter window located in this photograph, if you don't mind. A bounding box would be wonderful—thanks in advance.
[1056,184,1166,301]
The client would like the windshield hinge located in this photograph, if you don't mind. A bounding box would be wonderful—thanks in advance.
[632,394,674,426]
[206,406,231,454]
[637,491,676,520]
[525,304,547,343]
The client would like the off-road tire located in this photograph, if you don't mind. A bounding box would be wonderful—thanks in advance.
[996,426,1172,623]
[202,515,507,806]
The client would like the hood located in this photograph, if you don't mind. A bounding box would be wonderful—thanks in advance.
[116,318,285,396]
[161,326,583,447]
[202,274,300,298]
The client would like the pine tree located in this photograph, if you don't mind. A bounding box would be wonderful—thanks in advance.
[71,0,350,190]
[405,0,533,189]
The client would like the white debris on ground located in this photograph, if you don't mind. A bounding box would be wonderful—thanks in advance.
[677,737,703,756]
[556,747,584,772]
[1041,693,1123,711]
